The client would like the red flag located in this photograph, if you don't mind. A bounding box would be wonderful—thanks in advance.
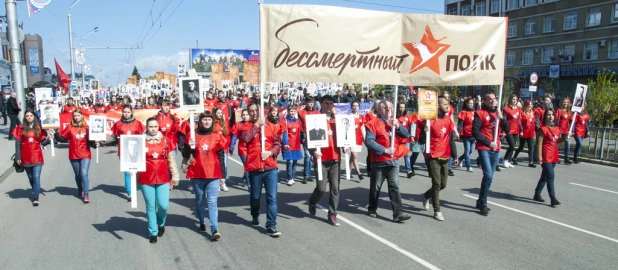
[407,86,416,95]
[54,58,71,95]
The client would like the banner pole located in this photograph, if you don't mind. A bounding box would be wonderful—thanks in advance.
[568,112,578,139]
[391,85,398,149]
[345,151,350,180]
[425,120,430,154]
[493,84,504,143]
[130,170,137,208]
[96,146,99,164]
[316,148,322,181]
[258,0,265,153]
[189,113,196,149]
[50,137,55,157]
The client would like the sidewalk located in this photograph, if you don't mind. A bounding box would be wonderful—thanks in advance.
[0,124,16,183]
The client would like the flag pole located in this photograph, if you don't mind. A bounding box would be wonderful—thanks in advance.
[390,85,399,150]
[493,84,504,143]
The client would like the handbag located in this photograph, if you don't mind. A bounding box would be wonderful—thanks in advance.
[11,154,24,173]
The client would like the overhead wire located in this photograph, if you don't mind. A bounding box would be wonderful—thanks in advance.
[341,0,443,13]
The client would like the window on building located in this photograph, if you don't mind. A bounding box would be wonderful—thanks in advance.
[522,49,534,65]
[613,4,618,23]
[526,0,538,6]
[491,0,500,14]
[564,12,578,30]
[561,45,575,62]
[544,0,557,2]
[448,7,458,15]
[542,47,554,63]
[508,22,517,38]
[476,1,486,16]
[587,8,601,27]
[543,16,556,32]
[508,0,518,10]
[506,51,516,66]
[462,5,472,16]
[525,19,536,35]
[584,43,598,61]
[609,40,618,59]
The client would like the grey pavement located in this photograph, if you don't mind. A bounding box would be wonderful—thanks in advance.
[1,141,617,269]
[0,123,16,182]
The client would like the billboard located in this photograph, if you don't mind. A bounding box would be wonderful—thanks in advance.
[190,49,260,73]
[29,48,40,74]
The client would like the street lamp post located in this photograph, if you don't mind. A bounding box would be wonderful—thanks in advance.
[76,27,97,91]
[67,0,84,97]
[5,0,26,119]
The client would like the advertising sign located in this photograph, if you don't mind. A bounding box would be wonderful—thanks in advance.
[190,49,260,72]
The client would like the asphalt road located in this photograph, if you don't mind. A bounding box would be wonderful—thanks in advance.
[1,142,617,270]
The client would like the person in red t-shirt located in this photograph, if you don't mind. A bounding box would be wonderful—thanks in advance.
[349,101,365,180]
[396,102,415,178]
[573,106,590,164]
[457,97,476,172]
[502,94,522,168]
[513,100,537,167]
[298,96,320,183]
[555,97,573,164]
[533,95,552,163]
[111,105,146,201]
[213,106,231,192]
[229,109,251,187]
[282,105,303,186]
[63,97,79,113]
[534,108,566,207]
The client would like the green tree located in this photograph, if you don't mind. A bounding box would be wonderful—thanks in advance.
[132,66,141,81]
[587,69,618,127]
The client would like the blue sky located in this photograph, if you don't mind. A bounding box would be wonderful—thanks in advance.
[3,0,444,86]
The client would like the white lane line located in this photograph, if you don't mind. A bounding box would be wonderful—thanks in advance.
[228,157,244,166]
[462,194,618,244]
[316,204,441,270]
[358,162,407,177]
[570,183,618,195]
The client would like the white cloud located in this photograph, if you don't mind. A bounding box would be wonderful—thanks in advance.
[135,50,189,77]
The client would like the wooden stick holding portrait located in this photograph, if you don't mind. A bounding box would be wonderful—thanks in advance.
[89,115,107,163]
[417,89,438,154]
[120,135,146,208]
[306,114,328,181]
[336,114,355,180]
[40,104,60,157]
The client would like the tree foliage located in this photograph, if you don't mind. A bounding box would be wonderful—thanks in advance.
[131,66,141,81]
[587,69,618,127]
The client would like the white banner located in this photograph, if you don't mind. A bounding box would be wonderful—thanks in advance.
[260,4,507,86]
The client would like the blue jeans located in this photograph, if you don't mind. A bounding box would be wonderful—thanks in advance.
[403,143,412,172]
[25,165,43,200]
[303,144,313,178]
[140,183,170,236]
[458,139,476,169]
[574,136,583,161]
[286,160,298,180]
[239,156,250,187]
[70,159,91,196]
[535,163,556,199]
[191,179,219,232]
[119,157,131,195]
[249,169,278,229]
[563,139,571,162]
[476,150,500,207]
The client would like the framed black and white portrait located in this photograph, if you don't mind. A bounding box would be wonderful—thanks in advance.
[39,104,60,129]
[179,77,204,112]
[305,114,328,149]
[222,80,231,92]
[90,80,99,91]
[335,114,355,147]
[89,115,107,141]
[571,83,588,113]
[120,135,146,172]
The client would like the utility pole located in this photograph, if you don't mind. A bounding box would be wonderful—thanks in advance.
[196,40,198,48]
[5,0,25,119]
[68,13,75,85]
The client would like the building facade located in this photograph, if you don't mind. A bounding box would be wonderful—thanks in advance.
[0,32,46,88]
[444,0,618,102]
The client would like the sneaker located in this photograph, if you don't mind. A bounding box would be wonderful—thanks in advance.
[127,197,132,202]
[407,171,414,178]
[479,206,490,216]
[528,163,537,168]
[307,177,314,182]
[158,226,165,237]
[328,216,340,227]
[550,198,561,207]
[32,200,39,207]
[149,236,157,244]
[287,179,294,186]
[502,161,509,168]
[358,175,364,181]
[393,213,411,222]
[564,160,573,164]
[199,224,206,232]
[533,195,545,202]
[220,183,229,192]
[448,169,455,176]
[266,227,281,237]
[495,166,501,172]
[421,193,429,210]
[302,177,307,184]
[475,204,491,212]
[367,211,377,218]
[212,231,221,241]
[467,167,474,173]
[458,160,463,168]
[511,158,519,165]
[252,216,260,226]
[83,195,90,204]
[309,204,316,216]
[434,211,444,221]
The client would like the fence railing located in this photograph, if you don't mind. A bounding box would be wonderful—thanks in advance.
[585,127,618,161]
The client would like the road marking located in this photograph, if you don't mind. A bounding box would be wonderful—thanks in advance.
[316,204,441,270]
[228,157,244,166]
[570,183,618,195]
[358,162,407,177]
[462,194,618,244]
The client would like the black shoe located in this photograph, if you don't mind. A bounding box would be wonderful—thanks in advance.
[266,227,281,237]
[573,160,580,164]
[393,213,411,222]
[302,177,307,184]
[158,226,165,237]
[127,197,132,202]
[149,236,157,243]
[480,206,490,216]
[32,200,39,207]
[475,204,491,212]
[448,169,455,176]
[367,211,377,218]
[212,230,221,241]
[511,159,518,165]
[358,175,364,180]
[309,204,316,216]
[564,160,573,164]
[252,216,260,226]
[407,171,414,178]
[550,198,561,207]
[533,195,545,202]
[307,178,314,182]
[495,166,501,172]
[529,163,537,168]
[200,224,206,232]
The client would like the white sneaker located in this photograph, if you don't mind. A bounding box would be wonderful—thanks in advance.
[467,167,474,173]
[502,161,509,168]
[434,211,445,221]
[421,193,430,210]
[458,160,463,168]
[220,183,229,192]
[287,179,294,186]
[508,162,515,168]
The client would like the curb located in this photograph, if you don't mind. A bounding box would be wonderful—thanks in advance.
[498,145,618,168]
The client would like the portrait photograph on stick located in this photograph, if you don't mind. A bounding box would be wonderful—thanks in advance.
[120,135,146,172]
[335,114,356,147]
[571,84,588,113]
[179,77,204,112]
[305,114,328,149]
[89,115,107,141]
[39,104,60,129]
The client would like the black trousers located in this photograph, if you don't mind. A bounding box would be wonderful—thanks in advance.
[8,114,20,139]
[504,134,519,161]
[513,137,534,164]
[1,110,6,125]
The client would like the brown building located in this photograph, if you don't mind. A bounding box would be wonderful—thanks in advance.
[444,0,618,102]
[0,32,46,88]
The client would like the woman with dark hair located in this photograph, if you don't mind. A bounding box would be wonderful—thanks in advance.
[350,101,365,180]
[182,112,226,240]
[396,102,414,177]
[153,100,178,155]
[213,106,231,192]
[111,105,146,201]
[457,97,476,172]
[48,109,99,203]
[12,109,50,206]
[109,96,123,111]
[281,105,303,186]
[138,117,180,243]
[266,105,282,134]
[513,100,536,168]
[502,94,522,168]
[229,109,252,187]
[556,97,573,164]
[572,106,590,164]
[534,108,565,206]
[81,98,94,112]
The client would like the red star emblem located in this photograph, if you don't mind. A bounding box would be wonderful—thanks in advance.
[403,25,451,75]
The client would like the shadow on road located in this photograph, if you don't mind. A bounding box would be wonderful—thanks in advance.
[91,184,129,201]
[92,212,200,240]
[462,188,546,206]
